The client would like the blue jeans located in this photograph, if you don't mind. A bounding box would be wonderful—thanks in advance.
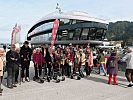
[99,64,106,74]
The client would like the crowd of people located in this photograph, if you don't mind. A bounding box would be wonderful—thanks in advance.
[0,41,133,96]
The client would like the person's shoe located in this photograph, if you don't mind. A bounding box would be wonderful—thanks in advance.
[12,84,17,87]
[15,81,18,84]
[0,93,2,96]
[107,82,111,85]
[4,77,7,79]
[26,77,30,82]
[8,85,13,89]
[104,74,107,76]
[128,84,133,87]
[85,75,90,78]
[22,78,25,83]
[113,83,118,85]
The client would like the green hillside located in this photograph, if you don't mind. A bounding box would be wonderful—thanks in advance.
[107,21,133,41]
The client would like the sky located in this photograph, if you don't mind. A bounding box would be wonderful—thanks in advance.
[0,0,133,43]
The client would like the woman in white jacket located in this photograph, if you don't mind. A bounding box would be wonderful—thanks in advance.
[122,48,133,87]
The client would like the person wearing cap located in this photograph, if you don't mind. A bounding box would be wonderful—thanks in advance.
[97,49,107,76]
[76,49,86,76]
[106,51,121,85]
[122,48,133,87]
[20,41,32,82]
[6,44,18,88]
[0,48,6,95]
[85,47,93,78]
[33,48,44,81]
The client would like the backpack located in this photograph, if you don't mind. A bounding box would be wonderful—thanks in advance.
[109,58,116,68]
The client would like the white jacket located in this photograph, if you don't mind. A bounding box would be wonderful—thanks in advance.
[122,52,133,69]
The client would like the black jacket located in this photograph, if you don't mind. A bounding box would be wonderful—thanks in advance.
[6,50,18,68]
[46,53,56,66]
[20,45,32,62]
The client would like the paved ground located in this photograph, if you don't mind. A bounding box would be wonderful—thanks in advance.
[0,63,133,100]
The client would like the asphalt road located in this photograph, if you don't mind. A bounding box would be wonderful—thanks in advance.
[0,63,133,100]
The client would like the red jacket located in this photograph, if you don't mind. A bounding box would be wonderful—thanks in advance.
[33,53,44,67]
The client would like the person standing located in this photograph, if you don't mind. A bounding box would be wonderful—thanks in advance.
[0,48,6,95]
[6,44,17,88]
[76,49,86,76]
[46,48,56,76]
[69,43,74,56]
[64,47,68,55]
[69,43,75,75]
[65,49,73,77]
[60,50,65,76]
[33,48,44,80]
[122,48,133,87]
[85,47,93,78]
[63,47,68,75]
[41,44,49,75]
[106,51,121,85]
[15,48,21,84]
[20,41,32,82]
[97,49,107,76]
[55,47,61,68]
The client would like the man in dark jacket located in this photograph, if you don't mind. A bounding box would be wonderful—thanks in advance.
[20,41,32,82]
[6,44,18,88]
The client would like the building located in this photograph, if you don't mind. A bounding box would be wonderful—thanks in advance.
[27,11,109,46]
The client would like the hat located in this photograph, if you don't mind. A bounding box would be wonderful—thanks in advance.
[69,43,72,46]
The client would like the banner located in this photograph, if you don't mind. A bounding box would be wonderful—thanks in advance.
[11,27,15,44]
[51,19,59,48]
[11,24,21,44]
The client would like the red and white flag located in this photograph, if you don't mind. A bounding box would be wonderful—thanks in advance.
[51,19,59,48]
